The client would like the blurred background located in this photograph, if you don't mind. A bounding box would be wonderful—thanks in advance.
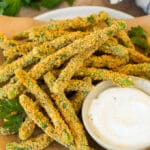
[0,0,146,17]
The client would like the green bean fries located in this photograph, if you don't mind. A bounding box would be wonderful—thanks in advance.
[0,11,149,150]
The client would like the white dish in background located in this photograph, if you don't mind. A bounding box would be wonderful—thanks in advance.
[34,6,133,21]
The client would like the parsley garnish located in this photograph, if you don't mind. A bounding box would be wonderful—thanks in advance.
[0,99,25,134]
[105,17,113,26]
[128,26,147,37]
[128,26,150,56]
[87,15,94,23]
[0,0,22,16]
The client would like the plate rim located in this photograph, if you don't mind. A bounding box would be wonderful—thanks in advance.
[34,6,134,21]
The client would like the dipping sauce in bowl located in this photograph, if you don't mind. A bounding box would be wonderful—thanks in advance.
[82,78,150,150]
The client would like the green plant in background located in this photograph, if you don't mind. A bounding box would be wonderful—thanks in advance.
[0,0,74,16]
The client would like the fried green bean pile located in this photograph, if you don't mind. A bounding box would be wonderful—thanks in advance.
[0,11,149,150]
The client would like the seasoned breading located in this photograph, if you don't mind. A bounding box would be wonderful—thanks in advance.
[6,133,53,150]
[84,55,127,69]
[15,69,75,149]
[19,117,36,140]
[116,63,150,79]
[13,11,108,39]
[0,31,86,84]
[0,32,18,50]
[75,67,134,87]
[5,20,126,99]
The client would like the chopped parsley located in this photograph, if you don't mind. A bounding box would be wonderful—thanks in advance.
[0,99,25,134]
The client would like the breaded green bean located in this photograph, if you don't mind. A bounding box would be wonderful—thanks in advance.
[19,100,41,140]
[75,67,134,87]
[43,53,94,149]
[44,71,92,92]
[42,77,92,148]
[6,82,24,100]
[43,71,56,90]
[128,48,150,63]
[44,51,94,150]
[15,70,75,149]
[52,20,127,93]
[0,32,18,50]
[101,43,150,63]
[28,29,69,42]
[43,70,92,94]
[100,41,129,62]
[0,53,40,83]
[32,31,87,59]
[0,76,18,99]
[15,75,92,149]
[3,42,37,62]
[71,77,93,113]
[116,30,150,63]
[116,63,150,78]
[71,91,89,113]
[46,74,93,113]
[55,32,118,89]
[5,31,86,62]
[13,31,29,40]
[44,72,93,109]
[14,11,108,39]
[43,71,89,149]
[117,30,135,48]
[51,92,90,150]
[84,55,127,69]
[19,95,74,149]
[6,133,53,150]
[52,53,91,93]
[51,43,95,93]
[1,31,86,98]
[66,79,93,92]
[19,117,36,140]
[7,20,126,99]
[0,31,86,84]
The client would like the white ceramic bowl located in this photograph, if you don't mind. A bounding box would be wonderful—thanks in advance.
[82,77,150,150]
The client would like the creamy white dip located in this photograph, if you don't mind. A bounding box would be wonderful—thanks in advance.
[89,87,150,150]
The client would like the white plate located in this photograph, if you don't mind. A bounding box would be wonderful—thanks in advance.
[34,6,133,21]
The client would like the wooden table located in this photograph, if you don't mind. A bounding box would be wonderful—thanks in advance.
[17,0,146,18]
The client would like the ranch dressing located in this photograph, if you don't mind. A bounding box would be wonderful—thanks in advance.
[89,87,150,150]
